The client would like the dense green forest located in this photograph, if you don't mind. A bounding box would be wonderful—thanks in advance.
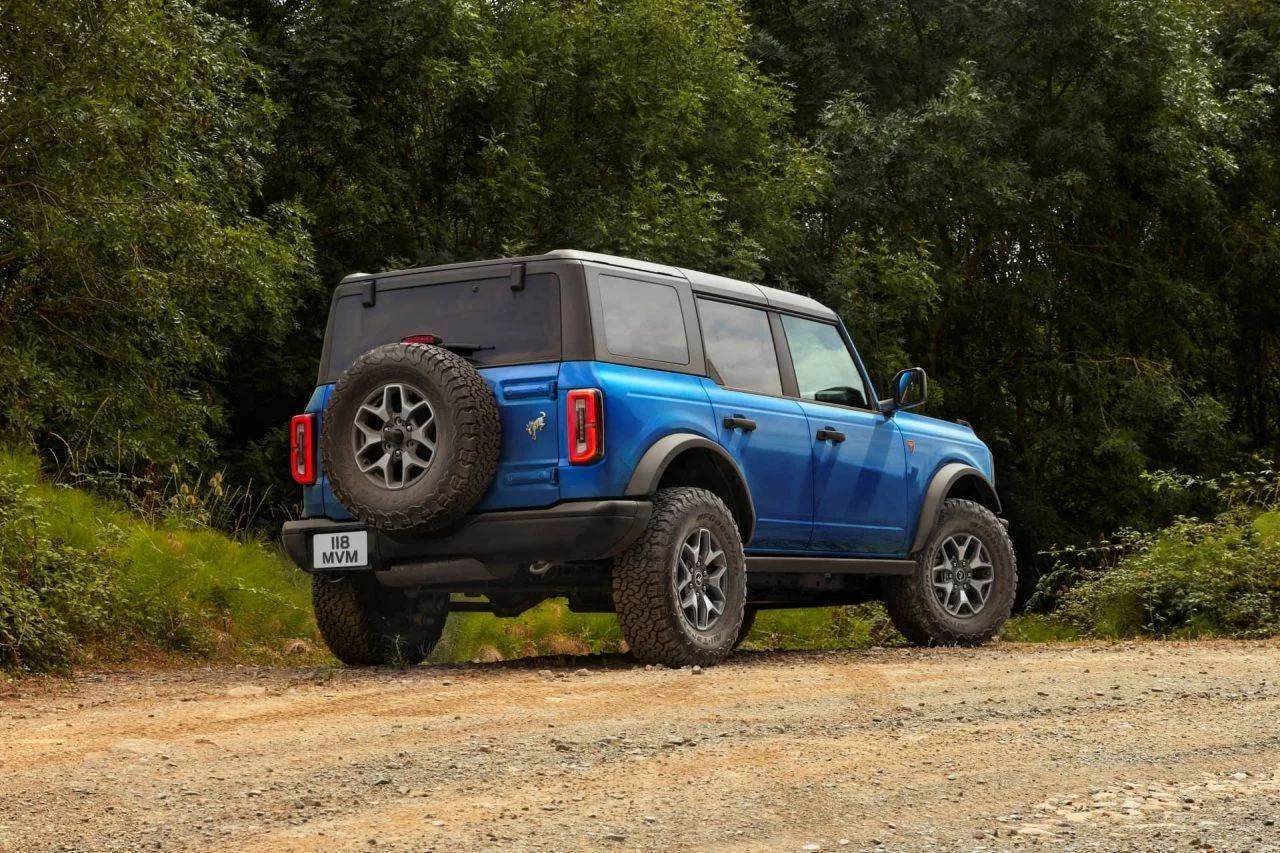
[4,0,1280,590]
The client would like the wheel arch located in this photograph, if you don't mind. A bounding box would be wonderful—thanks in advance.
[624,434,756,544]
[909,462,1002,556]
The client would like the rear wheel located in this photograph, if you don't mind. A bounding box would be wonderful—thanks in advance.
[612,487,746,667]
[883,499,1016,646]
[311,574,449,666]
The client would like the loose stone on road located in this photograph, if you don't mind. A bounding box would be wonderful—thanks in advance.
[2,641,1280,851]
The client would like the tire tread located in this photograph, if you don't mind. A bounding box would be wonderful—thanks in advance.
[311,574,448,666]
[612,487,745,667]
[322,343,501,533]
[884,499,1017,646]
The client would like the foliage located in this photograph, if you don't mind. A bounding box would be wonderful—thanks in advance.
[0,0,315,473]
[0,450,316,673]
[203,0,825,510]
[1052,510,1280,638]
[1033,461,1280,638]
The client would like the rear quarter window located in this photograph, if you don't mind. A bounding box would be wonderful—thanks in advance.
[325,273,561,377]
[595,274,689,365]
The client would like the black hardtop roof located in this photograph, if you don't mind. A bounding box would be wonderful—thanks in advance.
[339,249,838,322]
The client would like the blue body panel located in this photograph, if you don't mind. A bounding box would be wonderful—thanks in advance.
[557,361,718,500]
[476,363,562,510]
[797,400,909,556]
[891,411,995,549]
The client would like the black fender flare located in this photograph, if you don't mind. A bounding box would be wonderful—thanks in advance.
[624,433,756,543]
[909,462,1002,555]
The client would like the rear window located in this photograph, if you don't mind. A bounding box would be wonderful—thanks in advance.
[325,273,560,376]
[696,298,781,395]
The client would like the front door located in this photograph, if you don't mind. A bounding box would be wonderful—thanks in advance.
[796,401,909,554]
[779,314,910,555]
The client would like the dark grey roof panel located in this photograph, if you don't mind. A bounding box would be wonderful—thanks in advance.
[543,250,683,278]
[760,286,837,320]
[683,269,767,305]
[338,250,838,320]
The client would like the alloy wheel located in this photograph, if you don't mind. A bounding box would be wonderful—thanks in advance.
[351,383,436,490]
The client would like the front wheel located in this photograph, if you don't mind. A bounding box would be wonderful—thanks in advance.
[312,574,449,666]
[883,499,1016,646]
[612,487,747,667]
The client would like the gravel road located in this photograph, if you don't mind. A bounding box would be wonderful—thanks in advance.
[3,641,1280,852]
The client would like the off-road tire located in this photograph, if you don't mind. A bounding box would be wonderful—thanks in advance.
[612,487,746,667]
[734,607,758,649]
[883,499,1016,646]
[322,342,500,533]
[311,573,449,666]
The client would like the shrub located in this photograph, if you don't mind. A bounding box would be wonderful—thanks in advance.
[1026,460,1280,640]
[1054,511,1280,639]
[0,450,316,673]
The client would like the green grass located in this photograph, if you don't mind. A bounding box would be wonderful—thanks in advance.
[430,601,912,663]
[432,600,623,662]
[998,613,1082,643]
[0,449,318,673]
[1254,509,1280,545]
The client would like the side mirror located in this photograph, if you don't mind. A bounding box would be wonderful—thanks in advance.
[883,367,927,414]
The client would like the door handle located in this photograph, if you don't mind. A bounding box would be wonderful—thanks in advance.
[816,427,846,444]
[722,415,758,432]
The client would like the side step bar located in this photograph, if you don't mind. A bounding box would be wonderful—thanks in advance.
[745,556,915,576]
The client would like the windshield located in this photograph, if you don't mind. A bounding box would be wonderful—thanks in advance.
[325,272,561,378]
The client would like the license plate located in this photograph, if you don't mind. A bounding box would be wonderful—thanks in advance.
[312,531,369,569]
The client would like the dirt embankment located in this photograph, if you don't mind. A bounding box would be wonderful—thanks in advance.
[3,642,1280,852]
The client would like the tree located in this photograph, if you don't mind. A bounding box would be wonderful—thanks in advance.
[0,0,314,470]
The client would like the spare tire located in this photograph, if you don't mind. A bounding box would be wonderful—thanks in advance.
[322,342,501,533]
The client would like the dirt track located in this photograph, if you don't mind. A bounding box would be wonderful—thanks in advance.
[3,642,1280,852]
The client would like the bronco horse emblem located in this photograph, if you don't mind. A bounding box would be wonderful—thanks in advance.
[526,411,547,441]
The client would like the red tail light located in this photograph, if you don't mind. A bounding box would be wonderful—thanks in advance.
[290,414,316,485]
[567,389,604,464]
[402,334,441,345]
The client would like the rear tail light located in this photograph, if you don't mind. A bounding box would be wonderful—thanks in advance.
[567,389,604,465]
[290,414,316,485]
[402,334,441,345]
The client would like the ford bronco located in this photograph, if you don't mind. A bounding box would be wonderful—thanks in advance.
[282,251,1016,667]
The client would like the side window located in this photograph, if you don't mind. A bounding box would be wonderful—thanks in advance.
[696,298,782,396]
[780,315,870,409]
[596,275,689,364]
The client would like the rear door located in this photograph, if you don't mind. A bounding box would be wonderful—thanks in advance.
[322,267,566,511]
[778,314,910,556]
[696,298,813,550]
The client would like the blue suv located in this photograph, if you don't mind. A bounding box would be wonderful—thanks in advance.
[282,251,1016,667]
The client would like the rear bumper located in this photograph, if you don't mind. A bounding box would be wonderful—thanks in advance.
[281,500,651,572]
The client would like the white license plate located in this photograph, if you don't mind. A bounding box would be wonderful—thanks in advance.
[313,531,369,569]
